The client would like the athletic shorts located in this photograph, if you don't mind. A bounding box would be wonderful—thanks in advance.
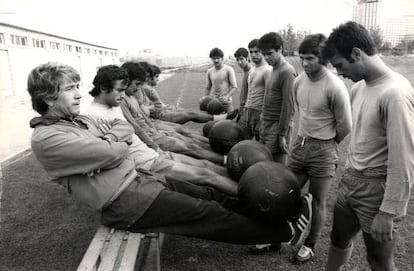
[334,168,403,234]
[288,136,338,178]
[259,120,293,154]
[149,151,176,175]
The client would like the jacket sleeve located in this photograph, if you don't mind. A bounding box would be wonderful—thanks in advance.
[32,128,129,178]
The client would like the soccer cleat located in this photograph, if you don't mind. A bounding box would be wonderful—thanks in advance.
[288,193,313,246]
[295,245,314,262]
[248,243,282,255]
[226,108,239,120]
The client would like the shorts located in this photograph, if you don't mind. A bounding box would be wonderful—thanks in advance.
[259,120,293,154]
[149,151,176,175]
[288,136,338,178]
[240,108,261,140]
[334,168,403,234]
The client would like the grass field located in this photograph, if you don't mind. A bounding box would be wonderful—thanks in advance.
[1,56,413,271]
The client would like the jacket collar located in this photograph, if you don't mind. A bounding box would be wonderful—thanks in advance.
[30,115,88,128]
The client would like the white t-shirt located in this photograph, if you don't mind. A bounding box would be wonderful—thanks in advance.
[82,102,159,169]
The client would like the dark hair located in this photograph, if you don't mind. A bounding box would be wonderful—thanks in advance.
[89,65,129,97]
[322,21,376,62]
[209,47,224,58]
[234,47,249,58]
[121,62,147,82]
[258,32,283,51]
[248,39,259,49]
[148,64,161,78]
[299,34,328,65]
[27,62,80,115]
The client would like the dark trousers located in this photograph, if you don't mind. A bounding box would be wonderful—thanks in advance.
[129,179,293,245]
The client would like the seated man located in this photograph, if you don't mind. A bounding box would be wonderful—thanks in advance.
[82,65,236,195]
[87,64,224,164]
[28,62,312,249]
[130,61,237,124]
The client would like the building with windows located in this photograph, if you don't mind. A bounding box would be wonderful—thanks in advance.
[0,22,119,97]
[353,0,384,31]
[352,0,414,48]
[384,16,414,46]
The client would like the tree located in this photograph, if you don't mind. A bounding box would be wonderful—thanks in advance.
[277,24,310,56]
[369,27,384,50]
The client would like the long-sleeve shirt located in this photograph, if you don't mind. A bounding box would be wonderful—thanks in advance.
[262,61,297,136]
[347,70,414,216]
[120,95,159,150]
[294,68,352,143]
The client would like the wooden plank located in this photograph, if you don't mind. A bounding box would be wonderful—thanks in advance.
[77,226,111,271]
[97,230,125,271]
[118,233,143,271]
[142,233,163,271]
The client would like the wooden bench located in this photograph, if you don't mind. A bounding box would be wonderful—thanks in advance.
[77,225,163,271]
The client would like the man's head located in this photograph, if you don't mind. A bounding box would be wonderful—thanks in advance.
[298,34,327,77]
[258,32,283,67]
[248,39,264,65]
[121,61,147,96]
[89,65,129,107]
[322,21,376,82]
[234,47,250,70]
[209,47,224,69]
[148,64,161,86]
[27,62,81,118]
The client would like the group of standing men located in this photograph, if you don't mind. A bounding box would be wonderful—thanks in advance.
[27,21,413,271]
[210,21,414,271]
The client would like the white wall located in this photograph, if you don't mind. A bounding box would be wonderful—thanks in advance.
[0,24,119,98]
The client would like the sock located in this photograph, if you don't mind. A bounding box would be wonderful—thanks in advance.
[223,155,227,165]
[325,243,353,271]
[213,114,227,121]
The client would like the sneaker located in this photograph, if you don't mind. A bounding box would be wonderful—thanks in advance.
[226,108,239,120]
[288,193,313,246]
[295,245,314,262]
[248,243,282,255]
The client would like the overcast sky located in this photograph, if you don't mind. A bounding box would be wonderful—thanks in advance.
[1,0,414,57]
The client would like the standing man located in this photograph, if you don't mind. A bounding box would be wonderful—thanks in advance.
[205,47,238,112]
[288,34,352,262]
[322,21,414,271]
[243,39,272,140]
[233,47,252,127]
[258,32,297,163]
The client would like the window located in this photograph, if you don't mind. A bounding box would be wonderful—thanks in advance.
[11,34,28,46]
[104,51,109,56]
[63,44,72,52]
[93,49,97,55]
[32,38,45,48]
[0,33,5,44]
[99,50,103,55]
[85,48,90,54]
[75,46,82,53]
[49,41,60,50]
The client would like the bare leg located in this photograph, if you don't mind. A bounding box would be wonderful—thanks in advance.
[171,152,228,176]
